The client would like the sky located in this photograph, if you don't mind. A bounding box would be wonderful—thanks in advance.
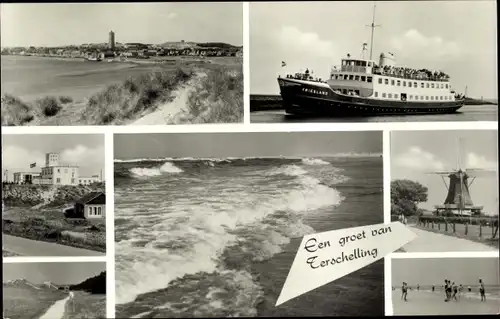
[392,257,499,286]
[2,134,105,181]
[3,262,105,285]
[114,131,382,159]
[0,2,242,47]
[250,1,497,99]
[391,130,498,214]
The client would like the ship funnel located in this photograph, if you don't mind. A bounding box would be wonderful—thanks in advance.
[379,52,396,68]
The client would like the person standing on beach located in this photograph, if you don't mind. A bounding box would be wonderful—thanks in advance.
[416,284,420,291]
[458,284,464,299]
[479,279,486,302]
[452,282,458,301]
[432,285,435,292]
[444,280,450,301]
[401,282,408,301]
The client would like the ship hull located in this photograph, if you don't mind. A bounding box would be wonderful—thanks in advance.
[278,78,464,116]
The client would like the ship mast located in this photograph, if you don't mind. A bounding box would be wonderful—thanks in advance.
[367,2,381,60]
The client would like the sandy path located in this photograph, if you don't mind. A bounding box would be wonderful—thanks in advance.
[402,226,497,252]
[2,234,104,257]
[39,295,70,319]
[130,73,204,125]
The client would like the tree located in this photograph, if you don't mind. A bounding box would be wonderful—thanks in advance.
[391,179,428,216]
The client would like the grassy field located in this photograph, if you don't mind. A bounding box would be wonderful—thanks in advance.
[3,286,67,319]
[63,292,106,319]
[2,207,106,252]
[1,57,243,125]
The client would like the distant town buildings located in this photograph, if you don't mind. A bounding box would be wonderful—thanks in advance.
[11,152,102,186]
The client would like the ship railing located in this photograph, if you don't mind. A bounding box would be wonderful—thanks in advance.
[373,69,450,82]
[341,65,367,73]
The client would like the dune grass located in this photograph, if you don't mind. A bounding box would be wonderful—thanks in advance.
[80,67,194,125]
[174,67,243,123]
[1,94,75,125]
[3,286,67,319]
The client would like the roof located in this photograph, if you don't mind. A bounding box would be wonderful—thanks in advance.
[76,192,105,205]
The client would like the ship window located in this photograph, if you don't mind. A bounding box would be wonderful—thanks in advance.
[426,96,429,100]
[395,94,399,99]
[388,93,392,98]
[378,78,382,84]
[355,75,360,81]
[375,92,378,97]
[397,80,401,86]
[361,61,367,67]
[384,79,389,85]
[382,93,386,98]
[409,95,412,99]
[403,81,406,87]
[421,82,424,88]
[414,82,417,87]
[426,83,430,88]
[368,62,372,67]
[367,77,372,83]
[445,84,448,89]
[408,82,412,88]
[361,76,366,82]
[431,96,434,100]
[349,75,354,80]
[431,83,435,88]
[355,90,360,95]
[436,96,438,100]
[440,96,443,100]
[343,89,348,94]
[344,75,348,80]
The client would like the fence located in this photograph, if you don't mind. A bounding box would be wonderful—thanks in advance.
[392,215,499,240]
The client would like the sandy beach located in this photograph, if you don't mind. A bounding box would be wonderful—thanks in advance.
[392,290,499,315]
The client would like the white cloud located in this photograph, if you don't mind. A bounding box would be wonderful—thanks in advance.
[394,146,445,171]
[1,146,45,173]
[466,152,497,170]
[390,29,462,61]
[274,26,336,58]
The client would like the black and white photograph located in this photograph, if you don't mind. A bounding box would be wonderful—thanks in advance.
[391,257,500,315]
[1,2,243,126]
[3,262,106,319]
[390,130,498,252]
[113,131,384,317]
[2,134,106,257]
[250,1,498,122]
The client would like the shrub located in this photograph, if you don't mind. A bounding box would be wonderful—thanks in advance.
[58,96,73,104]
[1,94,35,125]
[35,96,63,117]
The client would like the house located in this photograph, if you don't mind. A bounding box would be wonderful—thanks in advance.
[73,192,105,219]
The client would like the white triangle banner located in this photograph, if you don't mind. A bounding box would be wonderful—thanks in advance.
[276,221,417,306]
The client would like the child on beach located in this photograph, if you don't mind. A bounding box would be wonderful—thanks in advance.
[479,279,486,302]
[452,282,458,301]
[401,282,408,302]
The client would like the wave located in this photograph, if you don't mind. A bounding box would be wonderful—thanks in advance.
[129,162,183,177]
[115,164,345,305]
[302,158,330,165]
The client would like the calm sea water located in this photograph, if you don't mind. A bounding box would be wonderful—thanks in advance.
[1,55,160,102]
[251,105,498,122]
[114,156,384,317]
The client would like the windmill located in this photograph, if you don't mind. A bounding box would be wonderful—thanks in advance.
[431,138,495,217]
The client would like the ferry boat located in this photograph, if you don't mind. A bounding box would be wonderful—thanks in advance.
[277,5,465,116]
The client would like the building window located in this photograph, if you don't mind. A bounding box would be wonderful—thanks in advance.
[414,82,417,87]
[88,207,92,216]
[71,178,75,184]
[440,96,443,100]
[426,96,429,100]
[56,178,61,183]
[395,94,399,99]
[431,96,434,100]
[445,84,449,89]
[426,83,430,88]
[440,84,444,88]
[382,93,386,98]
[391,79,395,85]
[355,75,360,81]
[374,92,378,97]
[403,81,406,87]
[408,82,412,88]
[397,80,401,86]
[94,207,98,215]
[421,82,424,88]
[388,93,392,98]
[431,83,435,88]
[361,76,366,82]
[367,77,372,83]
[384,79,389,85]
[98,207,102,215]
[57,169,60,173]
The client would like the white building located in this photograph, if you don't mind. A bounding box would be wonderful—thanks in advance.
[13,172,41,184]
[78,175,101,185]
[34,153,80,186]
